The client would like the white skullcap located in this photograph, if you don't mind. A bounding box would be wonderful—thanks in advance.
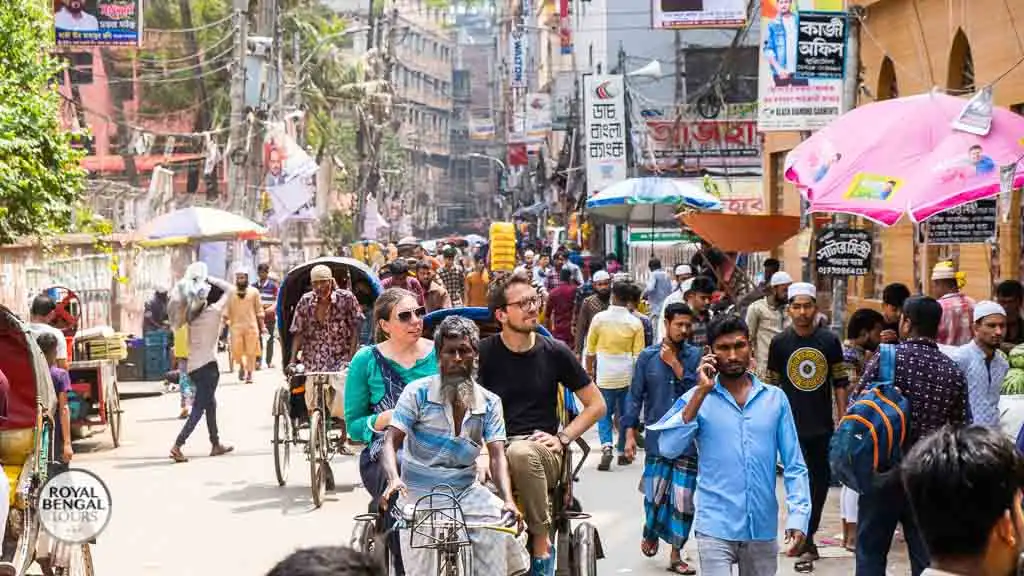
[770,271,794,287]
[524,250,535,259]
[592,271,611,282]
[788,282,817,301]
[973,300,1006,322]
[310,264,333,282]
[674,264,692,276]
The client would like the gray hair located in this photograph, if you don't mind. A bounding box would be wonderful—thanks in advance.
[433,315,480,356]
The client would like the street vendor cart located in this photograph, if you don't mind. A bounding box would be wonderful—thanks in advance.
[67,359,122,449]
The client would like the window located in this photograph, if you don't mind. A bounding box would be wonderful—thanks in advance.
[67,52,94,85]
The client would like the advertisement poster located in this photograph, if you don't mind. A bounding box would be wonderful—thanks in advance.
[815,227,872,276]
[757,0,846,132]
[55,0,142,47]
[261,124,319,228]
[526,93,552,138]
[552,72,575,130]
[559,0,572,54]
[583,75,627,197]
[794,12,847,79]
[509,28,526,89]
[652,0,747,29]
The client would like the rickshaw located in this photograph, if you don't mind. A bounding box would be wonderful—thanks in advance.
[271,258,382,507]
[0,306,93,575]
[350,307,603,576]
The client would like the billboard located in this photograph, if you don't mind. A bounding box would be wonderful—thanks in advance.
[652,0,747,29]
[552,72,574,130]
[583,75,627,196]
[509,28,526,89]
[261,124,319,227]
[526,93,552,138]
[757,0,847,132]
[55,0,142,47]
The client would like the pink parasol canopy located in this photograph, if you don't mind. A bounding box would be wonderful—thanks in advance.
[785,91,1024,226]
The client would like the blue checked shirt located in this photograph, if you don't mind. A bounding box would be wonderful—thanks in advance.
[948,340,1008,428]
[391,375,507,498]
[648,374,811,542]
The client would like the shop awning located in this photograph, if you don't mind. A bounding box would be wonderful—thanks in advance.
[679,213,801,252]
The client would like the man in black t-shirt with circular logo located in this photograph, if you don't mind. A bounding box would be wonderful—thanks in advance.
[478,271,606,576]
[766,282,849,572]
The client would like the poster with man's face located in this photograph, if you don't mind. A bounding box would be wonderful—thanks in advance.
[54,0,142,47]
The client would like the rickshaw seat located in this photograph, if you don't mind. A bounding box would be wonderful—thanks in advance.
[0,319,48,507]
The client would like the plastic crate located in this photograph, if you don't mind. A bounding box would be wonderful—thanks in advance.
[144,330,171,346]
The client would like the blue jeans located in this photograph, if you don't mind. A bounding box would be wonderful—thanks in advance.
[855,474,929,576]
[175,362,220,447]
[597,387,628,452]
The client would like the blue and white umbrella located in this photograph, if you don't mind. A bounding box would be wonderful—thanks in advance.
[585,177,722,223]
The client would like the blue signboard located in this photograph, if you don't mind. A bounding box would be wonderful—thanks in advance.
[55,0,142,48]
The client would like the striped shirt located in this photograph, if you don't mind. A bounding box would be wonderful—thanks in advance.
[390,375,506,498]
[585,305,645,389]
[948,340,1008,428]
[937,292,976,347]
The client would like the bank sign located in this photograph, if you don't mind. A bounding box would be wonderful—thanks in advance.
[509,29,526,89]
[583,75,627,197]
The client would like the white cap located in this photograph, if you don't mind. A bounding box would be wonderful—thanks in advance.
[524,250,535,259]
[592,271,611,282]
[931,261,957,280]
[674,264,692,276]
[973,300,1006,323]
[788,282,817,301]
[770,271,794,287]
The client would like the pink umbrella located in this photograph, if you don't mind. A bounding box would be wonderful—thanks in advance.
[785,91,1024,226]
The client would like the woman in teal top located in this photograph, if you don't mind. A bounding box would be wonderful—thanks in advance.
[344,287,437,573]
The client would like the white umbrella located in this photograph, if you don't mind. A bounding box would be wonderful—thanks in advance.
[137,206,266,241]
[585,177,722,223]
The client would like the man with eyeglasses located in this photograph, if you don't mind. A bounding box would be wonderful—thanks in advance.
[479,271,607,576]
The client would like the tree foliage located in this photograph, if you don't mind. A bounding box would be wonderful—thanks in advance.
[0,0,86,244]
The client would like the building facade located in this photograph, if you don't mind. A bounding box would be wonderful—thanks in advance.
[763,0,1024,308]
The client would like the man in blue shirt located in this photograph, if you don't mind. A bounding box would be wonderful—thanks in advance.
[649,314,810,576]
[623,302,702,575]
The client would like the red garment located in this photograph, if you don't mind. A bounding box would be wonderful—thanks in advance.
[381,275,425,306]
[0,368,8,422]
[547,283,577,345]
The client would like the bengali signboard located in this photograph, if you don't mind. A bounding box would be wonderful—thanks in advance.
[559,0,572,54]
[925,199,998,245]
[509,29,526,89]
[795,12,847,79]
[757,0,846,132]
[815,227,872,276]
[642,118,761,171]
[583,75,627,197]
[55,0,142,47]
[652,0,747,29]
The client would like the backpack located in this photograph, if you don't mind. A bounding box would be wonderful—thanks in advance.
[829,343,910,495]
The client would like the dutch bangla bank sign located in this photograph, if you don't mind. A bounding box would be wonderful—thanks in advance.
[39,469,113,544]
[583,75,627,196]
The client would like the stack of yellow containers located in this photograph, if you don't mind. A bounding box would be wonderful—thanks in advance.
[489,222,517,272]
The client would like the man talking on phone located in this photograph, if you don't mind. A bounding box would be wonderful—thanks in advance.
[648,314,810,576]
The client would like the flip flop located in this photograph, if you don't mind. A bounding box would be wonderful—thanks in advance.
[641,539,659,557]
[666,560,696,575]
[794,559,814,573]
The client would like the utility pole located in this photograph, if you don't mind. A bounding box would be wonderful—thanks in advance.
[354,0,377,240]
[829,7,861,335]
[228,0,249,217]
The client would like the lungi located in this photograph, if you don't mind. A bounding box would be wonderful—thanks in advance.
[639,453,698,549]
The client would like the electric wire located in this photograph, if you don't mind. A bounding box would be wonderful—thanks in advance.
[147,12,236,34]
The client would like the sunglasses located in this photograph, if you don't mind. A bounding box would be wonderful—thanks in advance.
[397,307,427,323]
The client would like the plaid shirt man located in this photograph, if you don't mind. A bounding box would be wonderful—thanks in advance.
[937,292,976,346]
[436,264,466,307]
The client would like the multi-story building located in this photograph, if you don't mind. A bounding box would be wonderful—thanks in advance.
[763,0,1024,307]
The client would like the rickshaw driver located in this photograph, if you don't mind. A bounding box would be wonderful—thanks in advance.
[289,265,364,418]
[478,271,607,576]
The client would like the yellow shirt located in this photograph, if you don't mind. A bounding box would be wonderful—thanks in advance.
[173,325,189,359]
[225,286,263,332]
[585,305,645,389]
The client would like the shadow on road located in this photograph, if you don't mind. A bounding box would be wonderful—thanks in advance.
[111,449,273,469]
[210,481,359,515]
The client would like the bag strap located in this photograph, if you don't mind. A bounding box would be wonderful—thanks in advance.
[878,343,896,384]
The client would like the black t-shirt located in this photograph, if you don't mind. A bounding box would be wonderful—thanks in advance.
[767,326,849,438]
[478,333,590,437]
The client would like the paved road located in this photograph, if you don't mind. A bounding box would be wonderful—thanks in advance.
[72,363,911,575]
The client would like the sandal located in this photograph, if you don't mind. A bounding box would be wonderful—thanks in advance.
[794,559,814,573]
[641,539,659,557]
[667,560,696,575]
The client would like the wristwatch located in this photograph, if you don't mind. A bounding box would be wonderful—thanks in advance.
[556,431,572,447]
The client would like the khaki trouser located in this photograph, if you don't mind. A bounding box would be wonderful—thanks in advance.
[506,438,561,538]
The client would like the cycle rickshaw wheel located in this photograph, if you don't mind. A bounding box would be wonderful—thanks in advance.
[309,409,326,508]
[107,381,122,448]
[572,522,599,576]
[53,542,95,576]
[272,388,291,487]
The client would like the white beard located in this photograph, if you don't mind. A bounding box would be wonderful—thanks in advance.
[441,375,476,408]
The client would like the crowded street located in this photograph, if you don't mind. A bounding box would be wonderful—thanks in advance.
[78,364,912,576]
